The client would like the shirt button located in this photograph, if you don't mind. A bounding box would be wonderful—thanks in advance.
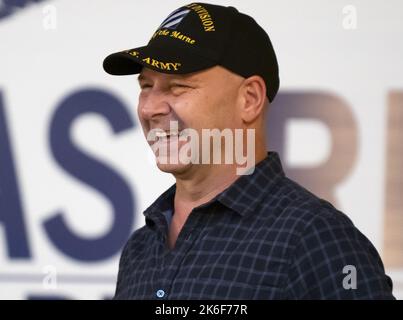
[156,289,165,298]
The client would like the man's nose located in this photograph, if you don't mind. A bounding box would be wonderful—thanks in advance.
[139,91,171,120]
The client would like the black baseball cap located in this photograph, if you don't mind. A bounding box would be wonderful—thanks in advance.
[103,2,280,102]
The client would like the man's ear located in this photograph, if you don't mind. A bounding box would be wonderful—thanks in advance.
[239,75,267,123]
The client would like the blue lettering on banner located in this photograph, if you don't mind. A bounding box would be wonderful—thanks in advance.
[0,0,47,20]
[0,92,31,258]
[43,89,136,261]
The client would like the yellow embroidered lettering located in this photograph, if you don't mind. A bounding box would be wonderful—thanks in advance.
[152,29,170,39]
[128,51,139,57]
[186,4,216,32]
[202,20,213,27]
[170,31,196,44]
[151,59,160,68]
[159,62,170,70]
[142,57,181,71]
[171,63,181,71]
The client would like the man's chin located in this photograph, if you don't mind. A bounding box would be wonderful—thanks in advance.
[155,160,193,175]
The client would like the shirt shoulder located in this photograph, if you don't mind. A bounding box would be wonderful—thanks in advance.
[119,225,150,261]
[262,176,394,299]
[257,175,347,244]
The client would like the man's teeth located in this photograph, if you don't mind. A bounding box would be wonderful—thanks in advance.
[155,131,180,138]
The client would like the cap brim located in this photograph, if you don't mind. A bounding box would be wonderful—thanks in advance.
[103,44,218,76]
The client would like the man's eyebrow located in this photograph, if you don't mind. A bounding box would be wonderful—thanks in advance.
[137,74,147,82]
[137,73,202,84]
[170,74,203,84]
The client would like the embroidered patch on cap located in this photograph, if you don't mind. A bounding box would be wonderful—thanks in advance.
[158,8,191,29]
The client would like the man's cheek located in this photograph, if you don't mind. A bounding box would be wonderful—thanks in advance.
[137,121,149,139]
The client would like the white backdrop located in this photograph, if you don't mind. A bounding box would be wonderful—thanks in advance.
[0,0,402,299]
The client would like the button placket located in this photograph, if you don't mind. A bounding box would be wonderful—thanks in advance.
[156,210,205,298]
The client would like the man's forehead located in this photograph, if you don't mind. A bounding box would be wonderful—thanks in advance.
[137,66,220,82]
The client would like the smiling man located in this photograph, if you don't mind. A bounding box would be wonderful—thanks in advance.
[103,2,394,299]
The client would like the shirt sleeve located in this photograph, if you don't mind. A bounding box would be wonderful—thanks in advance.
[285,209,395,299]
[113,227,147,299]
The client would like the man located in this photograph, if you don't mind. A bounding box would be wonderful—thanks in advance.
[103,2,394,299]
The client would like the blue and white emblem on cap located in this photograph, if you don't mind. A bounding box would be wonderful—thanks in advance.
[159,7,190,29]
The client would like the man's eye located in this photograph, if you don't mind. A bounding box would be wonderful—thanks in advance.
[140,83,152,89]
[171,83,191,90]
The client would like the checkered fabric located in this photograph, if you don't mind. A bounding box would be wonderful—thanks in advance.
[114,152,394,299]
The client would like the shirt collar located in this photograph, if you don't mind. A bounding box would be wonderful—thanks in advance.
[143,151,285,224]
[215,151,285,217]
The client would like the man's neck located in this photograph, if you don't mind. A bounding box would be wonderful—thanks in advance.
[166,149,267,250]
[175,164,238,206]
[173,150,267,218]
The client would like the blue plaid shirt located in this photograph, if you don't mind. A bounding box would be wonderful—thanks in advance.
[114,152,394,299]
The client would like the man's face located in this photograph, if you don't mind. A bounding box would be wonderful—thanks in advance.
[137,65,245,175]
